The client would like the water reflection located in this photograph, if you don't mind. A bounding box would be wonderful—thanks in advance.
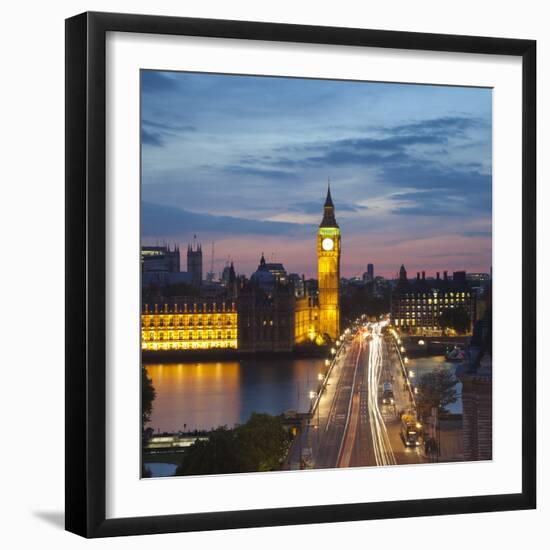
[145,357,324,432]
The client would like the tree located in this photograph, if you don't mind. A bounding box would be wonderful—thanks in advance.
[417,369,458,417]
[175,413,292,476]
[141,365,156,426]
[439,306,470,334]
[237,413,292,472]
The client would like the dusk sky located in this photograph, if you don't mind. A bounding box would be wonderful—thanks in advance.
[141,70,492,279]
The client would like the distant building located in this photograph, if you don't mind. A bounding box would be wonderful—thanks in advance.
[453,271,467,283]
[187,238,203,288]
[142,244,180,272]
[237,283,296,353]
[250,253,288,292]
[219,262,233,288]
[466,272,491,283]
[456,295,492,461]
[390,265,477,335]
[142,271,192,288]
[141,244,191,288]
[363,263,374,282]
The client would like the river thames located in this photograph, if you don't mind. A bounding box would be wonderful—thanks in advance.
[145,353,462,434]
[145,357,326,433]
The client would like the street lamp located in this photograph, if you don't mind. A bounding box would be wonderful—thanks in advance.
[404,357,409,364]
[325,359,330,367]
[317,373,324,381]
[331,348,336,355]
[400,346,405,353]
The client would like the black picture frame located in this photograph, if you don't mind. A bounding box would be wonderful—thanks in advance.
[65,11,536,538]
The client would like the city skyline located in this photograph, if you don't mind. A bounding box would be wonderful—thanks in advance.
[141,71,492,278]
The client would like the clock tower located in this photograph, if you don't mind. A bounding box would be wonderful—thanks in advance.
[318,183,341,342]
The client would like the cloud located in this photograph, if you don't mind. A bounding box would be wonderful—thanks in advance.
[141,71,179,93]
[142,119,196,133]
[141,118,197,148]
[140,73,492,274]
[141,129,164,147]
[420,251,489,258]
[222,165,296,181]
[233,115,491,212]
[142,202,314,237]
[389,116,487,137]
[387,173,490,215]
[292,201,365,214]
[265,116,492,215]
[383,162,490,191]
[461,230,492,238]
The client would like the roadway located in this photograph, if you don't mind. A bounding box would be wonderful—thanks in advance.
[288,320,425,470]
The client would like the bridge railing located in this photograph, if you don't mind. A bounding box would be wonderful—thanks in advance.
[309,343,343,415]
[391,338,418,411]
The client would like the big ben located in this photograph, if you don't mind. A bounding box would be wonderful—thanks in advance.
[318,184,341,342]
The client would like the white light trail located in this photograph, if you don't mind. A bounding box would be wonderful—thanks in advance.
[367,322,396,466]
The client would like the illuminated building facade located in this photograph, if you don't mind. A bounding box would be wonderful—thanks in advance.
[294,295,320,344]
[142,186,339,353]
[141,301,237,351]
[317,185,341,342]
[391,266,476,335]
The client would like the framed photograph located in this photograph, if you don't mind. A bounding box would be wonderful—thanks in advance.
[65,11,536,538]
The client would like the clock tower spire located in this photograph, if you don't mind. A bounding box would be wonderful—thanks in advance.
[317,181,341,342]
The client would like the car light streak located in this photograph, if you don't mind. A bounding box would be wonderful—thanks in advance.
[367,322,396,466]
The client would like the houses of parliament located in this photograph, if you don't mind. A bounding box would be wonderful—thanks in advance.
[141,186,341,353]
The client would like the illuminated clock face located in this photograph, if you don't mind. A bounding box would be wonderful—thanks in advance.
[322,237,334,251]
